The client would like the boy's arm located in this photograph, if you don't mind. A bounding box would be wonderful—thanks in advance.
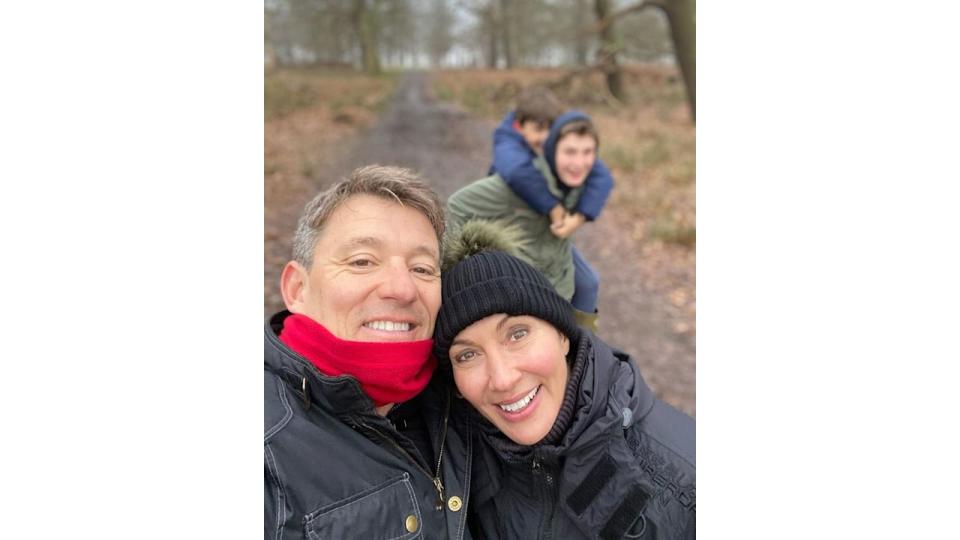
[550,211,587,239]
[500,160,564,217]
[492,132,560,216]
[574,158,615,221]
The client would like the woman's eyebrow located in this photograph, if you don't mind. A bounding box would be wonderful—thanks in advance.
[495,314,517,333]
[451,315,512,348]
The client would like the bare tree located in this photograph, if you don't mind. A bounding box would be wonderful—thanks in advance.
[498,0,515,68]
[657,0,695,118]
[618,7,672,62]
[460,0,500,68]
[592,0,696,119]
[426,0,455,66]
[594,0,626,101]
[380,0,417,68]
[572,0,591,66]
[352,0,382,74]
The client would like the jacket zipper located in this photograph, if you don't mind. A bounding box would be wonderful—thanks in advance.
[298,370,451,512]
[532,454,558,540]
[433,389,451,508]
[357,389,450,512]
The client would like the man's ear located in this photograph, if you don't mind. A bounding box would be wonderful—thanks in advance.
[511,119,523,132]
[280,261,308,313]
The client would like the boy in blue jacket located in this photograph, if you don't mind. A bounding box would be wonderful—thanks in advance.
[489,87,614,327]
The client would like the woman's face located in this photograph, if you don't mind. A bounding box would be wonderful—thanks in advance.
[449,314,570,445]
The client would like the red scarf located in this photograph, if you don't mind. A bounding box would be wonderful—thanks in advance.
[279,313,436,407]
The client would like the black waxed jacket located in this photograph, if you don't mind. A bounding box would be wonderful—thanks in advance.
[264,311,473,540]
[462,330,696,540]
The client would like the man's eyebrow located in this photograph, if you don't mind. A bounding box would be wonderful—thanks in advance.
[411,243,440,260]
[339,236,383,251]
[337,236,438,260]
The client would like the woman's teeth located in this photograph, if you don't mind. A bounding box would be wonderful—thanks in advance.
[364,321,410,332]
[499,386,539,413]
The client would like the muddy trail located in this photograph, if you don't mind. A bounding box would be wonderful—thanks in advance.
[265,72,694,415]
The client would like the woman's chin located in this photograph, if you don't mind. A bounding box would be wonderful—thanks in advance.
[486,399,553,446]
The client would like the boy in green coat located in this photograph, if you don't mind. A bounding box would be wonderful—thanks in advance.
[448,111,604,329]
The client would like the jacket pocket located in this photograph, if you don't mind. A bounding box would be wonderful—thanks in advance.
[303,473,421,540]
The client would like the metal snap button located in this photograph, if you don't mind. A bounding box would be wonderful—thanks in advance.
[405,515,418,533]
[447,496,463,512]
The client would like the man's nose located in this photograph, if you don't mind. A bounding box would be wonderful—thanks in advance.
[377,261,418,303]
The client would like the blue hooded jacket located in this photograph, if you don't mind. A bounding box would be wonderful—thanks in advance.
[489,110,614,221]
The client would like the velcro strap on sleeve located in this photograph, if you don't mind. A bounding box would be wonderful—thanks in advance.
[600,484,650,540]
[565,454,617,516]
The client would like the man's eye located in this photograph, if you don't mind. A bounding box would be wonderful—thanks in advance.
[350,259,372,267]
[412,266,435,275]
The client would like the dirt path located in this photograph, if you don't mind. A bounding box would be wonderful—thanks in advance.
[264,72,694,415]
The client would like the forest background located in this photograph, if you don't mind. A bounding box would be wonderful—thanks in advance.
[264,0,696,413]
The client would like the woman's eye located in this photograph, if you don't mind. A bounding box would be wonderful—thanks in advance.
[510,329,528,341]
[453,351,476,364]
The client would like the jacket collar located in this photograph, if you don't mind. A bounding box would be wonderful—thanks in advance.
[475,330,655,459]
[264,310,376,417]
[471,331,659,536]
[559,331,655,449]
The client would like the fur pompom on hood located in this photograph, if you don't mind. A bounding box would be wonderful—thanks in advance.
[441,219,529,273]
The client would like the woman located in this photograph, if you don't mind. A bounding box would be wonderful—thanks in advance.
[433,223,695,539]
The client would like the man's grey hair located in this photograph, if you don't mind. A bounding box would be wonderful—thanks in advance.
[291,165,445,269]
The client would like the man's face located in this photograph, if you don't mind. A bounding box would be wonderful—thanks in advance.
[284,194,441,342]
[515,120,550,155]
[554,133,597,188]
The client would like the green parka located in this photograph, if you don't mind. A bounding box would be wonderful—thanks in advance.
[446,157,584,300]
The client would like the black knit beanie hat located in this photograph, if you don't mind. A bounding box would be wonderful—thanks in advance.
[434,221,579,363]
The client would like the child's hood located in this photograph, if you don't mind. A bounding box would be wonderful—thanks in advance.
[543,110,594,177]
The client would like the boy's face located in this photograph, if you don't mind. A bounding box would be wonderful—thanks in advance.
[514,120,550,155]
[554,133,597,188]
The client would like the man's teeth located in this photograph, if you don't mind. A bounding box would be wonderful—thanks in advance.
[364,321,411,332]
[499,386,539,413]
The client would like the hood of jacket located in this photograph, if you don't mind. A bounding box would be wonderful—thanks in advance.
[542,109,595,183]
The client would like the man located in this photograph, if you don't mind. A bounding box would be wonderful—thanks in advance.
[264,165,471,539]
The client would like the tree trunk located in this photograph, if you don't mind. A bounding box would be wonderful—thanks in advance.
[573,0,589,66]
[483,5,499,68]
[499,0,515,68]
[657,0,695,120]
[352,0,381,74]
[595,0,695,119]
[594,0,626,102]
